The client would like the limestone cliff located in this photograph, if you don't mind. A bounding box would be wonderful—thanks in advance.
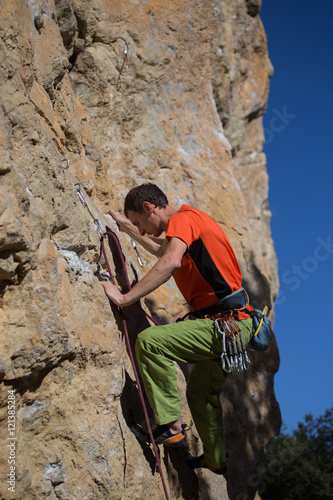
[0,1,280,499]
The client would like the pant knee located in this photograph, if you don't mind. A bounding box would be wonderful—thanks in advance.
[135,326,159,356]
[135,333,146,358]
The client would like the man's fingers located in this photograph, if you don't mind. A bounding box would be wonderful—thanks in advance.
[101,281,115,293]
[105,208,116,216]
[100,281,124,306]
[104,209,127,230]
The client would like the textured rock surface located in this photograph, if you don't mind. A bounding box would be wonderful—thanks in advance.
[0,1,280,499]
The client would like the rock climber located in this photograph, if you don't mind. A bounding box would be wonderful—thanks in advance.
[101,183,253,475]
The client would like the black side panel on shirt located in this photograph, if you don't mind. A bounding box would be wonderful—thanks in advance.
[188,237,232,298]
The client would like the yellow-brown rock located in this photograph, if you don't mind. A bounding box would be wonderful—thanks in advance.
[0,1,280,499]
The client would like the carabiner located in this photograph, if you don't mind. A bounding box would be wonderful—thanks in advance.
[221,352,232,373]
[61,158,70,170]
[231,334,240,373]
[74,183,87,206]
[239,332,251,371]
[131,238,145,267]
[215,322,231,373]
[94,219,105,238]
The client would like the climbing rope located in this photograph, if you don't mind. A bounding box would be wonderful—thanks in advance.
[100,232,158,326]
[100,232,170,500]
[61,161,170,499]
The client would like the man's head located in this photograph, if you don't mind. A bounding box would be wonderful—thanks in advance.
[124,183,168,217]
[124,183,171,237]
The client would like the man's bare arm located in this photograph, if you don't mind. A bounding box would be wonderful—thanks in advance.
[105,208,165,257]
[101,237,187,306]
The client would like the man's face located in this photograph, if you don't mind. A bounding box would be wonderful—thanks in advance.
[127,205,162,237]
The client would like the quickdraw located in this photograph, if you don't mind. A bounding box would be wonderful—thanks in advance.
[74,182,105,237]
[124,42,130,74]
[117,41,131,90]
[214,315,251,375]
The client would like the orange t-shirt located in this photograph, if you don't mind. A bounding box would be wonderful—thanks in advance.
[166,205,243,312]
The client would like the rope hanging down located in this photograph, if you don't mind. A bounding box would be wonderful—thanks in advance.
[61,161,170,499]
[100,233,170,500]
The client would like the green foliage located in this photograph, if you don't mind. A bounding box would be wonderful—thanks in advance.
[255,407,333,500]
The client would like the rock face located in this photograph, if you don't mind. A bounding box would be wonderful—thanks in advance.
[0,1,280,499]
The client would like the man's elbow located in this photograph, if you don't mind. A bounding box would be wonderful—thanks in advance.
[169,258,182,275]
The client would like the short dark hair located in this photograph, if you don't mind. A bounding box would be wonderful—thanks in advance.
[124,183,169,217]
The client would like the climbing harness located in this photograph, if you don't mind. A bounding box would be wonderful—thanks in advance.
[178,288,249,322]
[61,160,170,500]
[191,288,250,319]
[180,288,252,375]
[214,315,251,375]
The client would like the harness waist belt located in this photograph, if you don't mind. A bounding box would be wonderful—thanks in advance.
[192,288,249,319]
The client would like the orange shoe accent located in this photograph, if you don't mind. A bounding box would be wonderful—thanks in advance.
[162,431,185,447]
[205,462,227,475]
[132,423,185,448]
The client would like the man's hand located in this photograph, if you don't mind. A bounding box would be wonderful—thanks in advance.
[100,281,127,307]
[101,236,186,308]
[104,207,164,257]
[105,208,128,232]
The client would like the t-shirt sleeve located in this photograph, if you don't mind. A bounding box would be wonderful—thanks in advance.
[166,211,198,248]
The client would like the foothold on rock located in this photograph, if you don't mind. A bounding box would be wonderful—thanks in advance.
[34,14,44,31]
[45,462,66,486]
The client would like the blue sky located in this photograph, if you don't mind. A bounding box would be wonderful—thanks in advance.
[260,0,333,431]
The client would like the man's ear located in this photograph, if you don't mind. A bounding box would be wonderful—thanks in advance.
[142,201,153,213]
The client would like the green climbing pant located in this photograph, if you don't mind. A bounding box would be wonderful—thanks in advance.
[135,316,253,468]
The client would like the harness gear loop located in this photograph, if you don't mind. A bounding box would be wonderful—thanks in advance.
[214,314,250,375]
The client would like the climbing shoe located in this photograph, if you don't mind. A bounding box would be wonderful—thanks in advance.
[131,423,185,448]
[184,454,227,475]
